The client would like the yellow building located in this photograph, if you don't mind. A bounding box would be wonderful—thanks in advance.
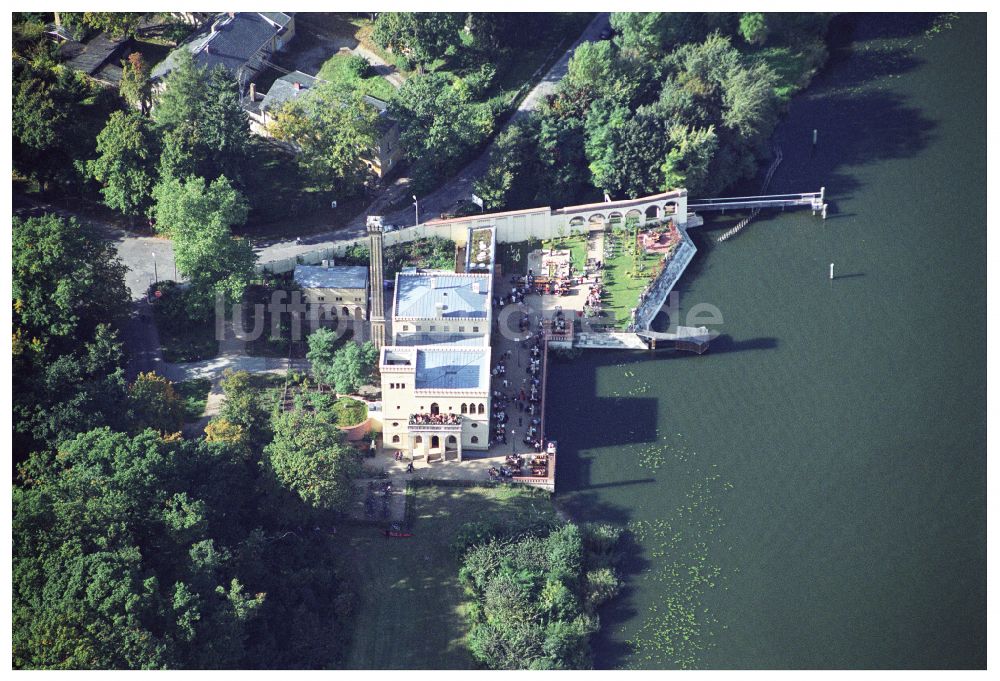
[293,263,369,321]
[379,270,494,461]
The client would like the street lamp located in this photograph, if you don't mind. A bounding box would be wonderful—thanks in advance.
[412,195,419,227]
[151,252,158,284]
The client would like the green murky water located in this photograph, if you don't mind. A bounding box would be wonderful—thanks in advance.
[549,13,986,669]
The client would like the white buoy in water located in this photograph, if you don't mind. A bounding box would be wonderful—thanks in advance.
[830,263,835,280]
[813,129,818,145]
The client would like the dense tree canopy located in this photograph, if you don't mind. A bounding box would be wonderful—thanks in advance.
[308,333,378,395]
[478,12,816,209]
[12,61,94,190]
[459,523,623,669]
[265,408,359,512]
[13,214,132,456]
[373,12,466,66]
[128,372,185,434]
[269,83,379,198]
[391,72,493,192]
[151,175,255,307]
[13,214,129,351]
[88,110,159,216]
[120,52,153,114]
[13,419,354,669]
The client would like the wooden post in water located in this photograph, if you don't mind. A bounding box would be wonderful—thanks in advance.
[829,263,835,280]
[813,129,818,146]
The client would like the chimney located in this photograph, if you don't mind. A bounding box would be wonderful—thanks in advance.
[293,81,301,90]
[430,277,437,289]
[249,82,256,101]
[471,281,481,294]
[435,302,445,318]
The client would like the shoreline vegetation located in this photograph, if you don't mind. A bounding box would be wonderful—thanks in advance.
[14,11,837,671]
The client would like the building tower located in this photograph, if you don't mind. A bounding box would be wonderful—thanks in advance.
[367,218,387,349]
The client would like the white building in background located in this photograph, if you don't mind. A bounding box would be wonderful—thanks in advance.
[378,232,496,462]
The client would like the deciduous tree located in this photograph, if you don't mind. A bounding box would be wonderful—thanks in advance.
[151,175,255,308]
[88,110,159,217]
[120,52,152,114]
[128,372,185,434]
[269,83,378,197]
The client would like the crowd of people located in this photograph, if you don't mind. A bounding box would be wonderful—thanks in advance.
[488,322,550,453]
[409,412,462,425]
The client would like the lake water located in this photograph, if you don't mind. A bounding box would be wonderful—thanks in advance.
[548,13,986,669]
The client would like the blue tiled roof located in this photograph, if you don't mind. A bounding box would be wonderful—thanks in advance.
[294,265,369,289]
[394,273,489,319]
[415,349,489,390]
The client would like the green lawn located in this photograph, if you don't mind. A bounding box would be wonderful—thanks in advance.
[342,484,559,669]
[175,378,212,421]
[543,233,588,274]
[600,240,664,329]
[316,52,398,102]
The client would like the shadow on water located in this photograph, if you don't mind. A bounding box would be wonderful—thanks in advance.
[546,351,664,668]
[705,14,940,206]
[556,488,652,669]
[775,88,937,199]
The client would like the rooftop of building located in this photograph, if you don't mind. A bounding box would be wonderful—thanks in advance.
[394,272,491,320]
[152,12,289,80]
[293,264,369,290]
[414,347,490,391]
[259,70,391,125]
[393,332,488,348]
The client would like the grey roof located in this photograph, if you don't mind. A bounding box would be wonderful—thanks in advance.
[294,265,369,290]
[394,273,490,319]
[415,348,490,390]
[394,332,487,348]
[260,71,392,131]
[63,33,126,76]
[260,71,319,113]
[152,12,280,80]
[260,12,292,29]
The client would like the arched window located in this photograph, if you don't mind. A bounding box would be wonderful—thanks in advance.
[391,435,400,443]
[430,402,440,415]
[461,403,468,414]
[471,436,479,444]
[447,435,457,444]
[477,403,485,414]
[342,306,350,316]
[414,436,423,444]
[645,205,660,220]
